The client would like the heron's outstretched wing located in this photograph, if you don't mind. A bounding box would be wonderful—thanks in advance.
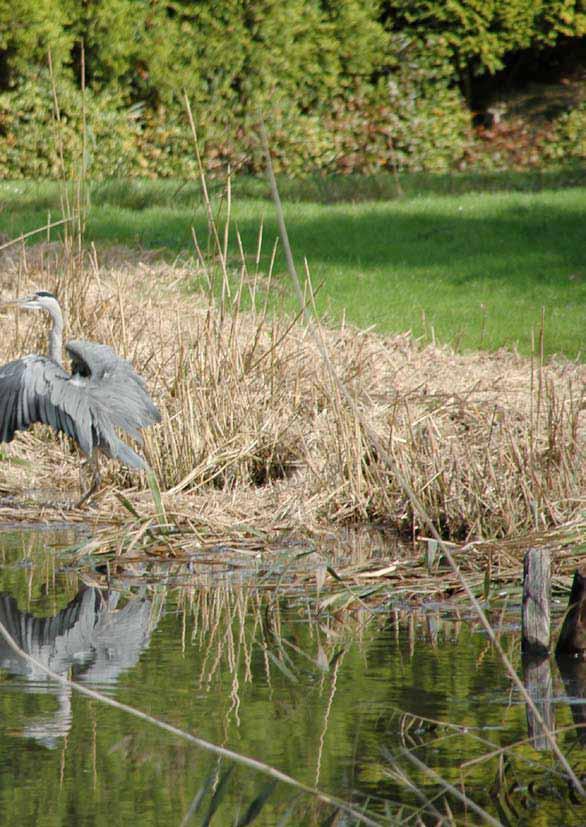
[0,343,160,468]
[66,340,161,441]
[0,355,86,448]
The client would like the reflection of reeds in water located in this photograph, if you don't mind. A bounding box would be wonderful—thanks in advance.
[172,585,586,824]
[183,586,296,704]
[5,546,586,824]
[172,583,391,824]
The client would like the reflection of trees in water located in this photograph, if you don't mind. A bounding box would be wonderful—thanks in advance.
[0,588,160,748]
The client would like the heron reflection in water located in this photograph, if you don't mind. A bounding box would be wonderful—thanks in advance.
[0,588,159,748]
[0,291,160,505]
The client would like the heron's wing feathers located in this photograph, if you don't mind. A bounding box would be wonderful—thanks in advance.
[65,340,161,441]
[0,344,160,469]
[65,340,131,380]
[0,355,93,453]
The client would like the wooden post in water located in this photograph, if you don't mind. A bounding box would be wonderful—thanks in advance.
[556,565,586,658]
[522,548,554,749]
[522,547,551,658]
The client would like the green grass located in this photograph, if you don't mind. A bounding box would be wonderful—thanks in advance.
[1,175,585,360]
[4,167,586,209]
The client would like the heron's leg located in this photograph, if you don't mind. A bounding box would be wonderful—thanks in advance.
[75,453,101,508]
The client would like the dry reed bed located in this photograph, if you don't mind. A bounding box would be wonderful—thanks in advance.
[0,243,584,554]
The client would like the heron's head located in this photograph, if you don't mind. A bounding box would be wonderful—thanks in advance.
[2,290,61,315]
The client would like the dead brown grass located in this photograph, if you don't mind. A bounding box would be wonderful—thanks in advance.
[0,240,584,546]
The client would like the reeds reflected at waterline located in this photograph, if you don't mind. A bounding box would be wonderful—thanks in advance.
[0,528,585,825]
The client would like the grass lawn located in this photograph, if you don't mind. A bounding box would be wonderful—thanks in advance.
[0,174,584,360]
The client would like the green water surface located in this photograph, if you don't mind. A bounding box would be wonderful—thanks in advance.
[0,529,583,826]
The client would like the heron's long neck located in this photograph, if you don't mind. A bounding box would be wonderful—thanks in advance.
[47,304,64,366]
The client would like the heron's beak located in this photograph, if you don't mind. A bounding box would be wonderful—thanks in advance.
[0,295,39,310]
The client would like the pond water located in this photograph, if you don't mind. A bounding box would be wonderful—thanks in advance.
[0,527,585,826]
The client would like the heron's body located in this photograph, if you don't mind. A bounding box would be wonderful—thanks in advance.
[0,291,160,503]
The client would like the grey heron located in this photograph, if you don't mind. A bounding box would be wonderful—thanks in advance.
[0,290,161,505]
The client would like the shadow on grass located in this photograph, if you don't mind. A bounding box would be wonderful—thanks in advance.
[1,183,584,358]
[18,191,582,280]
[2,167,586,210]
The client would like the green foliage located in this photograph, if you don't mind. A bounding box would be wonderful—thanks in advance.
[132,0,396,175]
[0,70,141,178]
[59,0,157,91]
[546,102,586,160]
[373,34,471,172]
[387,0,586,77]
[0,0,70,88]
[0,1,583,175]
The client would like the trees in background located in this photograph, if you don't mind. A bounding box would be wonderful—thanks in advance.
[0,0,584,177]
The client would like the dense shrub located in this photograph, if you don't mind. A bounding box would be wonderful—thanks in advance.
[0,1,583,177]
[0,0,70,88]
[0,70,141,177]
[385,0,586,81]
[545,102,586,160]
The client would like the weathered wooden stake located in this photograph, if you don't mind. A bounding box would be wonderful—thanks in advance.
[522,547,551,657]
[556,565,586,658]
